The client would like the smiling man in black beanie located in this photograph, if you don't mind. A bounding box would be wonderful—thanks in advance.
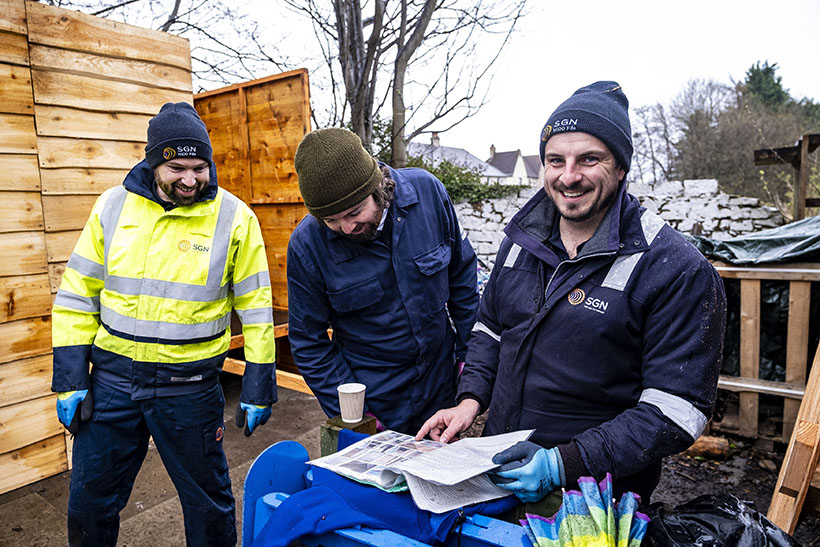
[51,101,277,546]
[418,81,727,509]
[286,127,479,435]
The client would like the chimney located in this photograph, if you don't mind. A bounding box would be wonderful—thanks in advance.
[431,132,440,147]
[490,144,496,159]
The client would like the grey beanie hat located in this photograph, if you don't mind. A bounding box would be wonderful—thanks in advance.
[539,81,633,173]
[145,102,213,169]
[295,128,382,218]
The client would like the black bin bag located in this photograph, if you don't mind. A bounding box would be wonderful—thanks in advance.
[643,494,800,546]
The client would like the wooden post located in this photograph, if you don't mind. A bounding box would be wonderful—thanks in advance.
[320,415,378,456]
[793,134,809,221]
[784,281,811,440]
[739,279,761,438]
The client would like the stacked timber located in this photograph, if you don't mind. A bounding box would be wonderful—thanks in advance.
[0,0,192,494]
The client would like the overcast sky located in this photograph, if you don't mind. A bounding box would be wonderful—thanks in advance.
[406,0,820,160]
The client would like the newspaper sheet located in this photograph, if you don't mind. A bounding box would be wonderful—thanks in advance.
[308,429,533,513]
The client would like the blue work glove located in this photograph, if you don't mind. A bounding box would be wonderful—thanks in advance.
[235,402,271,437]
[56,389,93,435]
[490,441,565,503]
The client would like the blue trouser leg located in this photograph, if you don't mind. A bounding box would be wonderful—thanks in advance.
[144,383,236,546]
[68,381,150,547]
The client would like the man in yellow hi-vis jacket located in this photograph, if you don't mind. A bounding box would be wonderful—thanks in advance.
[51,102,276,547]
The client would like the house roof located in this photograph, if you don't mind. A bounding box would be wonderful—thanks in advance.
[407,141,506,178]
[523,155,542,179]
[486,150,520,176]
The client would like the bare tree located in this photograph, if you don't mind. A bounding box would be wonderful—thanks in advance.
[284,0,528,166]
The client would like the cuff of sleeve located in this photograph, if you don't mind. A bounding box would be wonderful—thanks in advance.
[51,345,92,392]
[240,361,277,405]
[456,392,485,414]
[556,440,589,488]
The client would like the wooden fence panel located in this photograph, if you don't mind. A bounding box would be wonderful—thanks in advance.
[0,354,52,407]
[0,232,48,276]
[0,316,51,364]
[40,167,125,196]
[0,435,66,495]
[37,137,144,169]
[45,231,81,263]
[0,154,40,191]
[0,192,44,233]
[0,31,29,65]
[0,113,37,154]
[42,195,97,232]
[0,0,26,34]
[0,273,52,323]
[34,104,151,142]
[0,394,62,455]
[0,63,33,114]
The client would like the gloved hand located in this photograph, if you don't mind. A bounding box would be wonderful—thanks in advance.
[235,402,271,437]
[490,441,564,503]
[56,389,93,435]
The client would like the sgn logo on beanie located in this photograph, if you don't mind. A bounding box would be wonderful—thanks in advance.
[163,147,176,160]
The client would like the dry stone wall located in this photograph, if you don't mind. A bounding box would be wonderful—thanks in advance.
[455,179,784,268]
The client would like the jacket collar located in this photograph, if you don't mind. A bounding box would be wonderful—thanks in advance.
[123,159,219,211]
[504,181,649,267]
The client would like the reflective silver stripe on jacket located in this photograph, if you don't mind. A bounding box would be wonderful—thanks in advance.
[472,321,501,342]
[503,243,522,269]
[235,307,274,325]
[66,253,104,280]
[639,387,707,440]
[100,186,129,272]
[233,271,271,297]
[601,210,666,291]
[105,275,230,302]
[207,191,238,287]
[101,304,231,340]
[54,290,100,313]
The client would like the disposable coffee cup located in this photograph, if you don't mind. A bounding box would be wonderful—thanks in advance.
[337,383,366,423]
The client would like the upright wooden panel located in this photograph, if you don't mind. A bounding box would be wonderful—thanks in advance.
[0,316,52,365]
[739,279,761,438]
[0,192,44,233]
[45,230,82,263]
[0,154,40,191]
[0,0,26,34]
[42,195,97,232]
[0,63,33,114]
[0,232,48,276]
[195,69,311,311]
[0,394,62,455]
[784,281,812,440]
[0,113,37,153]
[0,31,29,65]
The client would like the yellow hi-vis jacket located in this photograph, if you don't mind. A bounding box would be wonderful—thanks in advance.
[51,161,276,404]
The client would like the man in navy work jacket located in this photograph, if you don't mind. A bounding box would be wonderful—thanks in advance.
[417,81,727,504]
[287,127,479,434]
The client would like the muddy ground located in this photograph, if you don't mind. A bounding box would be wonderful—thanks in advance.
[465,416,819,545]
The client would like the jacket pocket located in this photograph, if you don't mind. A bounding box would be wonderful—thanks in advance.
[414,242,451,315]
[327,277,384,313]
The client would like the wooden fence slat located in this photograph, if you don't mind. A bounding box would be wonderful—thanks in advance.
[40,167,125,195]
[45,230,81,263]
[0,231,47,276]
[29,44,192,91]
[26,1,191,70]
[0,0,26,35]
[0,273,52,323]
[0,354,53,407]
[0,154,40,191]
[42,194,97,232]
[739,279,761,438]
[715,266,820,281]
[784,281,812,441]
[0,63,33,114]
[37,136,144,169]
[0,316,51,364]
[32,69,191,115]
[0,393,62,455]
[0,434,67,495]
[0,113,36,154]
[0,31,28,65]
[0,191,44,233]
[34,104,151,142]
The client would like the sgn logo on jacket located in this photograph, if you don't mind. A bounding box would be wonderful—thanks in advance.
[567,288,609,315]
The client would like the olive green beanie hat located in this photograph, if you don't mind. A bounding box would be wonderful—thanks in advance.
[295,127,383,218]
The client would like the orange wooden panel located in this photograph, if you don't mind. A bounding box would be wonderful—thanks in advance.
[26,1,191,70]
[37,136,143,169]
[40,167,126,195]
[0,113,36,154]
[48,262,66,293]
[0,0,26,35]
[45,230,81,263]
[0,316,52,364]
[0,393,62,455]
[0,273,52,323]
[0,31,28,65]
[254,203,309,310]
[42,194,97,232]
[0,191,44,233]
[34,104,151,141]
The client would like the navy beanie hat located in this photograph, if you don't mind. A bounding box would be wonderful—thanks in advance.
[539,81,632,173]
[145,102,213,169]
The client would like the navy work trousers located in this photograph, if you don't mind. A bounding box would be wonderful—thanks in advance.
[67,379,236,546]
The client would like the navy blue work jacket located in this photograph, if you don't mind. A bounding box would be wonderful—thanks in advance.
[459,182,726,501]
[287,166,479,433]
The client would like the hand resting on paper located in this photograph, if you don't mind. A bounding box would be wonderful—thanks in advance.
[414,398,481,443]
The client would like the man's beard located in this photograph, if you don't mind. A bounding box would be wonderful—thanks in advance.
[334,220,380,243]
[155,173,208,206]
